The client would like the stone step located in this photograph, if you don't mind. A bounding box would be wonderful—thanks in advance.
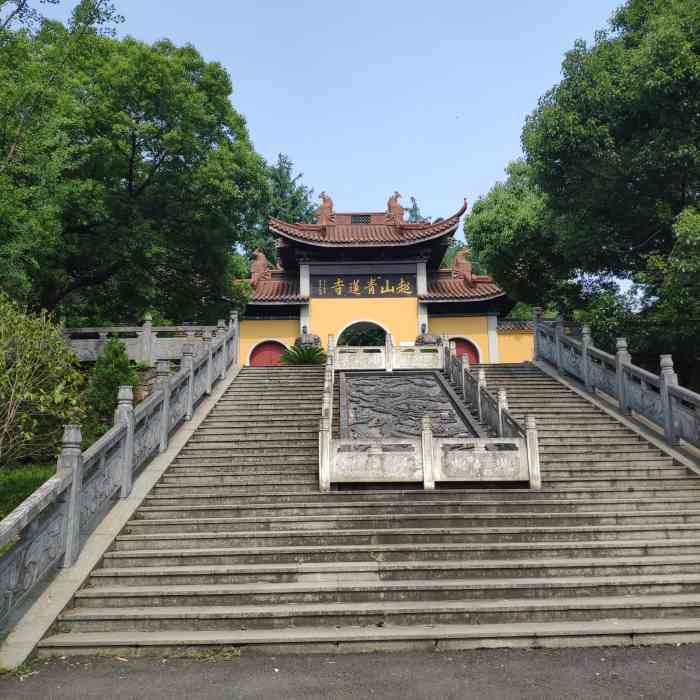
[538,437,642,446]
[158,475,318,488]
[151,483,317,497]
[89,555,700,586]
[542,467,688,479]
[196,427,318,436]
[102,538,700,568]
[37,617,700,656]
[543,476,699,489]
[111,523,700,550]
[177,447,317,458]
[135,496,700,520]
[123,509,700,535]
[186,437,319,448]
[171,455,318,467]
[73,573,700,609]
[54,594,700,632]
[539,444,658,456]
[165,467,316,478]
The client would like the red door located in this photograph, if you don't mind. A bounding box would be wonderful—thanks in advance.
[452,338,479,364]
[250,341,286,366]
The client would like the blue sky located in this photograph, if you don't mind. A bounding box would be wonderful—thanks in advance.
[50,0,618,221]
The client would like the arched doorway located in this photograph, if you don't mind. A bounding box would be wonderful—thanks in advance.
[337,321,387,346]
[249,340,287,366]
[451,337,480,365]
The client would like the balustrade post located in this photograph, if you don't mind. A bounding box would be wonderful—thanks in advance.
[319,409,331,492]
[421,416,435,490]
[525,415,541,489]
[114,385,135,498]
[203,330,213,395]
[616,337,632,414]
[497,388,508,437]
[156,361,171,453]
[229,311,240,365]
[141,313,154,366]
[218,319,228,379]
[59,425,83,568]
[532,307,543,360]
[461,354,470,402]
[182,344,195,420]
[581,324,593,391]
[477,368,487,423]
[554,318,565,374]
[659,354,680,445]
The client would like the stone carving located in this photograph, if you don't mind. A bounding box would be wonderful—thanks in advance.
[345,373,473,439]
[79,448,120,532]
[333,441,421,482]
[250,249,272,289]
[295,326,321,348]
[415,323,439,346]
[133,411,161,470]
[315,191,334,226]
[386,191,404,224]
[433,439,526,481]
[452,249,473,284]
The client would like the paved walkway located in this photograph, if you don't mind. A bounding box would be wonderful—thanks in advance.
[2,646,700,699]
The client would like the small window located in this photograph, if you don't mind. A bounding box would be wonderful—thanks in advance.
[351,214,371,224]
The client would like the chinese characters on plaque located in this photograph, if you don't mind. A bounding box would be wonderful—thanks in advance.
[311,274,416,299]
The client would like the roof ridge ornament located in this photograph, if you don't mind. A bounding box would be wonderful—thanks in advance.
[452,248,473,286]
[386,191,404,224]
[315,191,335,227]
[250,248,272,289]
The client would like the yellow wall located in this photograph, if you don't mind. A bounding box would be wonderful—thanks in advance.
[239,319,299,365]
[428,315,491,362]
[309,297,419,348]
[497,330,535,363]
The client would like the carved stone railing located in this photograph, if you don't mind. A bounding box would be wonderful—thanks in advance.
[64,312,240,367]
[0,316,239,632]
[448,346,541,488]
[328,416,531,488]
[333,335,444,372]
[533,310,700,449]
[318,335,336,491]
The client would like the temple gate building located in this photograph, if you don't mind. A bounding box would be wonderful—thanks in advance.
[240,193,534,366]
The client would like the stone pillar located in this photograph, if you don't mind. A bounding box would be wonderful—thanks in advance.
[497,388,508,437]
[141,313,154,366]
[532,307,543,360]
[417,303,428,336]
[157,361,171,453]
[203,330,213,395]
[327,334,335,354]
[554,318,565,374]
[461,354,470,403]
[416,260,428,296]
[59,425,83,568]
[487,314,499,363]
[477,367,487,423]
[659,354,680,445]
[525,415,541,489]
[385,332,393,372]
[218,320,228,379]
[300,304,310,336]
[182,344,195,420]
[299,263,310,297]
[421,416,434,490]
[114,385,135,498]
[581,324,593,391]
[229,311,239,365]
[616,337,632,414]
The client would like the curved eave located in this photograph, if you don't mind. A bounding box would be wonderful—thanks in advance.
[419,291,508,304]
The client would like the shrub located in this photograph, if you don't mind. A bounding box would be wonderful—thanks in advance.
[0,294,83,466]
[280,345,326,365]
[82,339,139,444]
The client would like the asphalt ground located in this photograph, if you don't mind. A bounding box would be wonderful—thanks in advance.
[2,645,700,699]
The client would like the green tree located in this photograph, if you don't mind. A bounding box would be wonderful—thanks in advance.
[1,15,268,323]
[0,292,83,466]
[82,338,138,444]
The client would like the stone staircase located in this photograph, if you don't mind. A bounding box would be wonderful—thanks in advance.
[38,363,700,656]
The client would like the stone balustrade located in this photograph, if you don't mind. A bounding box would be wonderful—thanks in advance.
[533,311,700,449]
[0,317,239,632]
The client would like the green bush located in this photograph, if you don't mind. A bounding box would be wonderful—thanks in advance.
[280,345,326,365]
[0,464,56,520]
[0,294,83,466]
[82,339,139,445]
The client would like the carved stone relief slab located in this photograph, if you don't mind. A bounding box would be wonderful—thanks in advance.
[345,373,473,439]
[332,440,421,482]
[432,439,528,481]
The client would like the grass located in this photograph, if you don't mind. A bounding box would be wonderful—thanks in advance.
[0,463,56,521]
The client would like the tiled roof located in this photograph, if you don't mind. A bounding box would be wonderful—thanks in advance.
[498,319,534,331]
[421,270,505,301]
[269,201,467,247]
[250,277,306,303]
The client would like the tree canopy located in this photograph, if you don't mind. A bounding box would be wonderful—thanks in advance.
[464,0,700,382]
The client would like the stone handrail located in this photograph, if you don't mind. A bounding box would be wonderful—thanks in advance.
[534,311,700,449]
[64,313,240,366]
[319,335,336,491]
[0,317,239,632]
[446,343,541,488]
